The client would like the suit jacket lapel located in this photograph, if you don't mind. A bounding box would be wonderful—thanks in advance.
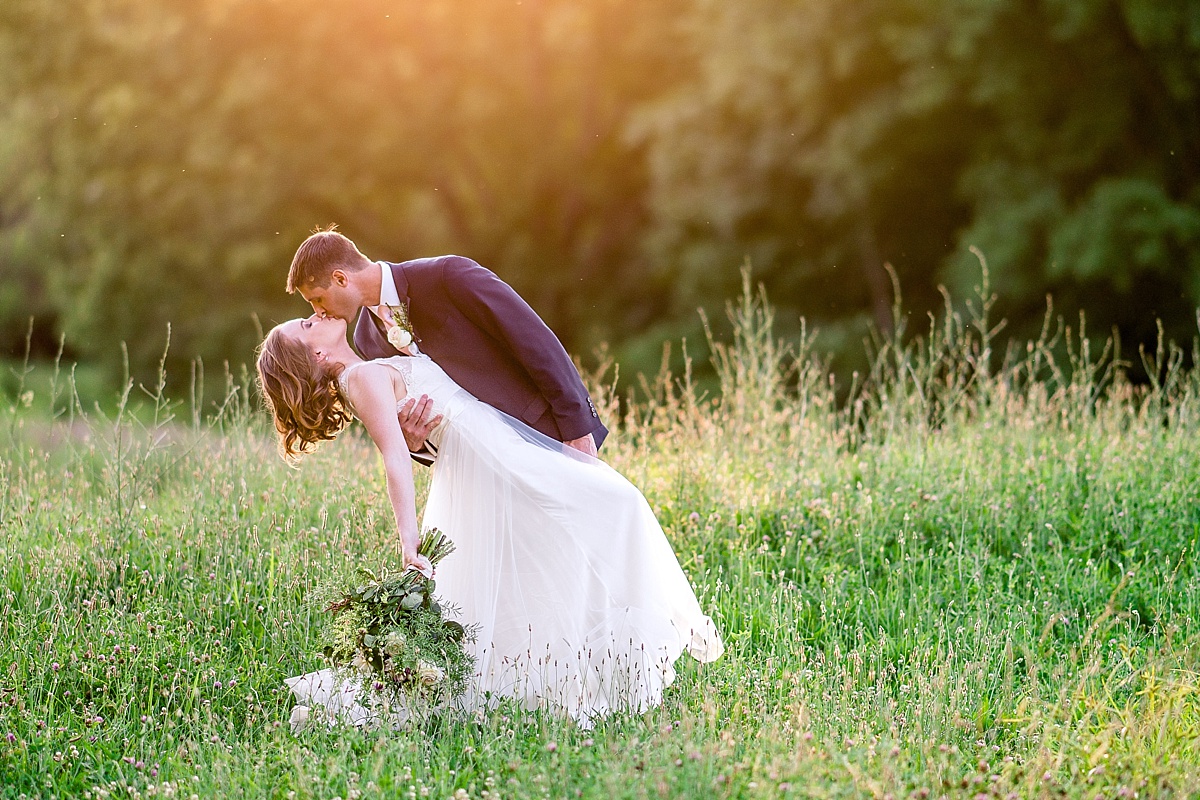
[369,309,400,355]
[352,306,399,358]
[390,261,410,305]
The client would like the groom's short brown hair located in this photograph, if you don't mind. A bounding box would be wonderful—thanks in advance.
[286,226,370,292]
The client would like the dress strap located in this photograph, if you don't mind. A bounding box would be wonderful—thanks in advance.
[337,361,369,392]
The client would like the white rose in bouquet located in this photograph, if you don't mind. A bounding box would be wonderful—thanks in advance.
[416,660,445,686]
[383,631,406,656]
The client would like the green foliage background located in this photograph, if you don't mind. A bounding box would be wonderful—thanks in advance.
[1,0,1198,388]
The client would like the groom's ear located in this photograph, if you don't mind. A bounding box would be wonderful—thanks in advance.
[330,270,349,287]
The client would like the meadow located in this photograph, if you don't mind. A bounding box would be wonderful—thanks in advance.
[2,277,1199,799]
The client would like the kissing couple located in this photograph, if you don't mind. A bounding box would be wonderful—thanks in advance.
[256,227,723,726]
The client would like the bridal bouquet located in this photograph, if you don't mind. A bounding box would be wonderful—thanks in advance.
[317,529,476,705]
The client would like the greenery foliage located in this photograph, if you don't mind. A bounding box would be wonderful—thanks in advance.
[2,0,1198,387]
[2,280,1198,797]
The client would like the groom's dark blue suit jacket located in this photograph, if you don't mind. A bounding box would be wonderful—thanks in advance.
[352,256,608,455]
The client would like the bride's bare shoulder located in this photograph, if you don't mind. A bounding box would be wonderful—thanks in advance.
[341,360,404,399]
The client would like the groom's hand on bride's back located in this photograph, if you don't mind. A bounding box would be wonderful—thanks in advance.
[564,433,598,458]
[398,395,442,455]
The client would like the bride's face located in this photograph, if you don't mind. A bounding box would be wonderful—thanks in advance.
[279,315,347,359]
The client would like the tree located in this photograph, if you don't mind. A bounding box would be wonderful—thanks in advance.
[942,0,1200,350]
[636,0,1200,369]
[0,0,687,388]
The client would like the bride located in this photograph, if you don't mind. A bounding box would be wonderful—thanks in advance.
[255,313,723,726]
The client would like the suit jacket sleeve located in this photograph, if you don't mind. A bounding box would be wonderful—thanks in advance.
[439,256,602,442]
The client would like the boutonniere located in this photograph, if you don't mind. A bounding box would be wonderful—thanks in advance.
[383,303,415,350]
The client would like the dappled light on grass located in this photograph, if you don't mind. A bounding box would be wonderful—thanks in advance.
[2,275,1199,796]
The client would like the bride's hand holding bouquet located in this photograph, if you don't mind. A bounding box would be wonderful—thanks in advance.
[403,547,434,579]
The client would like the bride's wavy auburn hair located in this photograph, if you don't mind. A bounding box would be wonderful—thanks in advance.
[256,326,353,463]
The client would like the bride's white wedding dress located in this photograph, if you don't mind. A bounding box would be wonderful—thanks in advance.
[286,354,723,727]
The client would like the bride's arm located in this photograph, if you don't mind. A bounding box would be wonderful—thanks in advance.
[342,364,432,576]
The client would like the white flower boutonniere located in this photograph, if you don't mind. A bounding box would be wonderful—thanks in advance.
[383,303,415,350]
[387,326,413,350]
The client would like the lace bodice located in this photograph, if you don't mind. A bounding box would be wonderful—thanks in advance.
[338,355,466,422]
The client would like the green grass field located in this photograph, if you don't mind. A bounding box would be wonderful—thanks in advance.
[2,281,1199,798]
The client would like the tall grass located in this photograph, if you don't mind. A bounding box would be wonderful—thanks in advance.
[2,273,1198,798]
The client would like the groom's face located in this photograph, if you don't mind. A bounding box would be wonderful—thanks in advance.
[299,270,359,321]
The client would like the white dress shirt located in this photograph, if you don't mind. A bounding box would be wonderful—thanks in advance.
[377,261,401,309]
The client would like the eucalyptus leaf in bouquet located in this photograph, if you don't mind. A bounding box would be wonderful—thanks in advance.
[314,529,476,709]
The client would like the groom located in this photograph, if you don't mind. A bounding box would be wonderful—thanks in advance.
[286,228,607,464]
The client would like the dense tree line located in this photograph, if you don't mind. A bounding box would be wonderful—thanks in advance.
[2,0,1197,391]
